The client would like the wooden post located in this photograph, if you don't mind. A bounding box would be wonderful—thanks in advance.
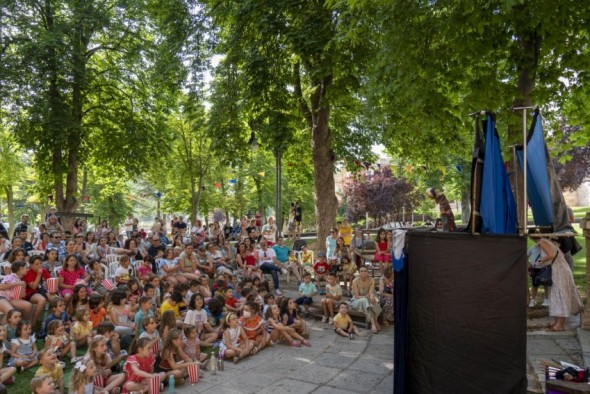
[580,212,590,329]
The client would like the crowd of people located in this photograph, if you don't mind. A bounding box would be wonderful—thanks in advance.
[0,210,395,393]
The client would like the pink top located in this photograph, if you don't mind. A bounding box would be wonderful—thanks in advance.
[59,267,86,286]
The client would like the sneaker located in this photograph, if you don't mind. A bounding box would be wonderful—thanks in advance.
[528,299,536,308]
[349,333,355,340]
[542,298,550,307]
[275,289,282,296]
[328,317,334,325]
[322,315,328,323]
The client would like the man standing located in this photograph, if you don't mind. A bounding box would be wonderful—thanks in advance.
[174,215,188,237]
[124,214,134,239]
[294,201,303,239]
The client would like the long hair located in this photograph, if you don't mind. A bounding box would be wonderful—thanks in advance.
[87,335,108,367]
[70,359,95,391]
[161,328,182,361]
[68,284,88,317]
[159,310,176,337]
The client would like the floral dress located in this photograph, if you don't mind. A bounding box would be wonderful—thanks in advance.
[59,267,86,297]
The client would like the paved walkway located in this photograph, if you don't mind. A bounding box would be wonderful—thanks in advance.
[176,319,394,394]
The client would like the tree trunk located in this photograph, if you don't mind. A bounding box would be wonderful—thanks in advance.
[5,186,14,233]
[311,85,337,252]
[461,188,470,223]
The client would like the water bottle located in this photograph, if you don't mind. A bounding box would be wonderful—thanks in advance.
[209,353,217,375]
[168,375,175,393]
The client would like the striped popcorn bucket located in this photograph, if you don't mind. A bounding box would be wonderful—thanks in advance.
[10,284,24,300]
[47,278,59,294]
[152,339,160,355]
[94,374,104,388]
[148,374,161,394]
[101,279,115,291]
[188,362,199,384]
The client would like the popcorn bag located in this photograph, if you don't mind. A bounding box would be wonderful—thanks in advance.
[148,375,161,394]
[94,374,104,388]
[152,339,160,355]
[47,278,59,294]
[188,362,199,384]
[11,284,23,300]
[101,279,115,291]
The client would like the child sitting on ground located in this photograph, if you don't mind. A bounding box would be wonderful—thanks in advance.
[182,325,208,363]
[334,302,360,340]
[41,297,69,339]
[0,325,16,386]
[35,348,65,394]
[9,320,38,371]
[88,293,107,328]
[124,337,167,394]
[158,329,190,385]
[220,313,253,364]
[70,308,93,349]
[84,335,126,393]
[240,302,270,355]
[30,374,56,394]
[5,309,22,342]
[295,273,318,318]
[69,359,98,394]
[45,320,76,363]
[264,304,309,347]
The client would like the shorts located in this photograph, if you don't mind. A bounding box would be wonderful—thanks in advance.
[295,296,313,305]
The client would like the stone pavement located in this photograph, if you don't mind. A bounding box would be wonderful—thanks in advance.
[175,319,394,394]
[526,311,584,393]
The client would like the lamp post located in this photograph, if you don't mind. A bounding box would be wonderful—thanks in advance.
[274,147,283,237]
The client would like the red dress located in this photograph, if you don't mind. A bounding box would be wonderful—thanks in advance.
[374,241,390,263]
[124,354,155,383]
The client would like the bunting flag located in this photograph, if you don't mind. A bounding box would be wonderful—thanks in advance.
[455,165,463,173]
[405,165,414,173]
[354,160,360,166]
[213,182,222,188]
[362,161,370,170]
[437,165,447,174]
[258,172,265,177]
[229,179,237,185]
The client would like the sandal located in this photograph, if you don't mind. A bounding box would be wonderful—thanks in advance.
[546,326,565,332]
[302,340,311,347]
[233,355,240,364]
[251,346,258,355]
[290,340,301,347]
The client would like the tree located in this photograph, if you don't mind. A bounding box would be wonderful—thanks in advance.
[343,166,422,225]
[2,0,181,227]
[360,0,590,159]
[0,121,25,230]
[204,0,378,247]
[553,121,590,191]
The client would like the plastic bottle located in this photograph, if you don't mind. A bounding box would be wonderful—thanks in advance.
[168,375,175,393]
[210,353,217,375]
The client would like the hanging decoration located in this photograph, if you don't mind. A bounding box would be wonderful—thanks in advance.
[362,161,370,170]
[455,164,463,173]
[405,165,414,173]
[229,179,237,185]
[83,196,91,202]
[437,165,447,174]
[258,172,265,177]
[214,182,222,188]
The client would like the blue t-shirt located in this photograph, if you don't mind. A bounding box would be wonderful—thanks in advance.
[298,282,318,297]
[273,245,290,263]
[134,309,154,335]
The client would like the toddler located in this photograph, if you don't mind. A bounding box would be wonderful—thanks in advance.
[30,374,56,394]
[35,348,65,393]
[8,320,38,371]
[70,308,93,348]
[182,325,208,363]
[334,302,360,339]
[45,320,76,362]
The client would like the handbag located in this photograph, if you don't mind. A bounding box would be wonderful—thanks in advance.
[533,253,558,287]
[571,238,583,256]
[533,266,552,287]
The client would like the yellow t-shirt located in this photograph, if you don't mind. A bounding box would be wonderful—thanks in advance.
[70,321,93,341]
[333,312,352,329]
[160,299,180,318]
[35,363,64,382]
[339,225,352,246]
